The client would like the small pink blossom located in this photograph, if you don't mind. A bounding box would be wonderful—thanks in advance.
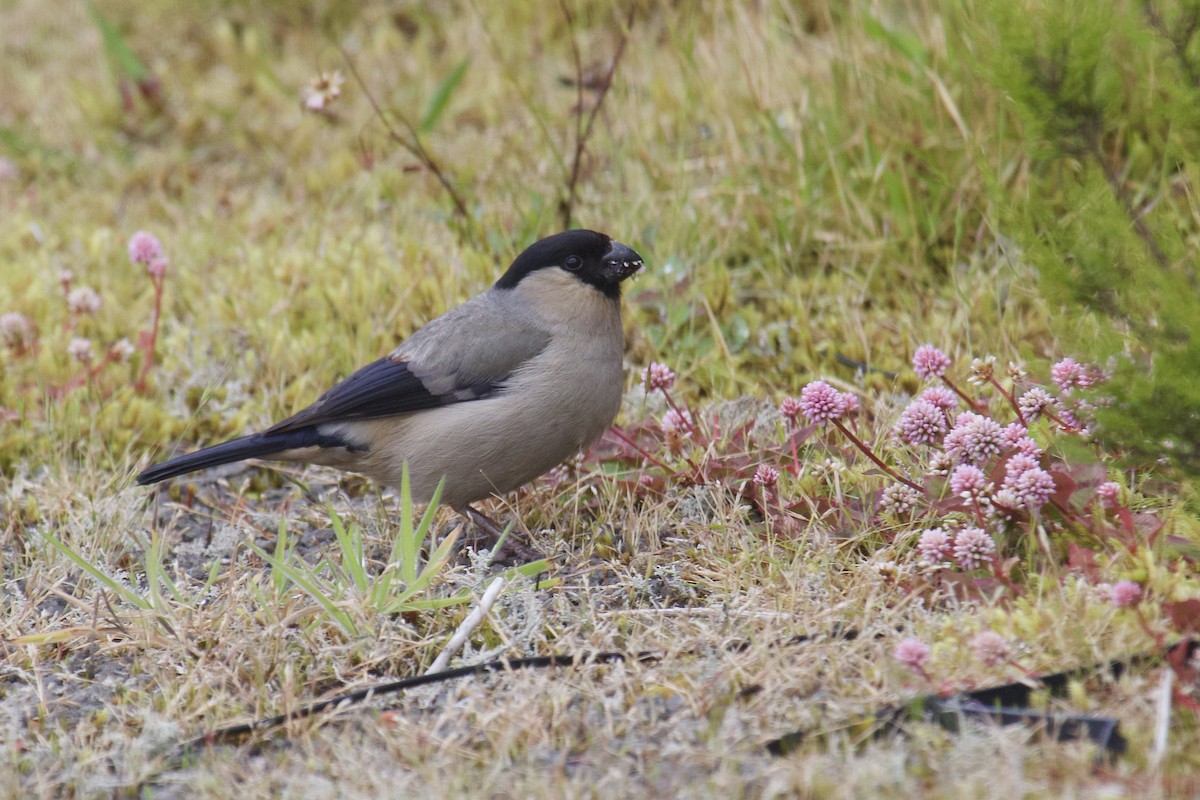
[752,464,779,488]
[1051,357,1095,391]
[880,483,923,516]
[1003,423,1043,458]
[920,386,958,411]
[949,464,988,499]
[943,412,1005,465]
[110,338,136,362]
[661,408,694,436]
[67,337,94,364]
[953,527,995,570]
[1097,481,1121,508]
[303,70,345,111]
[1018,387,1056,420]
[779,395,803,422]
[971,631,1012,667]
[128,231,164,265]
[912,345,951,380]
[1001,465,1055,511]
[0,312,35,350]
[66,286,102,315]
[147,256,168,278]
[643,362,676,392]
[1004,453,1039,478]
[968,355,997,386]
[916,527,953,565]
[799,381,847,423]
[895,399,947,445]
[893,637,931,670]
[1107,580,1142,608]
[842,393,860,415]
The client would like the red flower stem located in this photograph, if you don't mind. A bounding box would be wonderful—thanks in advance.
[1134,607,1165,648]
[660,387,707,440]
[830,419,923,492]
[940,376,986,414]
[136,274,164,391]
[988,376,1026,425]
[607,426,672,471]
[787,425,801,476]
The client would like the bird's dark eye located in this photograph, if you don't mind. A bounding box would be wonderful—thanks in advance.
[564,255,583,271]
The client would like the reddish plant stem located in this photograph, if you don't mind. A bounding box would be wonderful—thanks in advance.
[136,274,164,392]
[607,426,672,471]
[830,419,924,492]
[940,376,986,414]
[988,376,1026,425]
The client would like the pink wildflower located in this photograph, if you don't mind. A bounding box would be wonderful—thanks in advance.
[1108,580,1142,608]
[1017,387,1056,420]
[1001,465,1055,511]
[110,339,136,362]
[661,408,694,436]
[916,527,953,565]
[953,527,995,570]
[643,362,676,392]
[799,381,847,423]
[752,464,779,488]
[66,286,102,315]
[880,483,923,516]
[1096,481,1121,508]
[842,393,861,415]
[303,70,345,111]
[128,231,164,265]
[147,257,168,279]
[779,396,803,422]
[1051,357,1091,391]
[949,464,988,499]
[895,399,947,445]
[971,631,1012,667]
[943,412,1004,465]
[0,312,35,350]
[67,337,94,364]
[894,637,931,670]
[920,386,958,411]
[912,345,951,381]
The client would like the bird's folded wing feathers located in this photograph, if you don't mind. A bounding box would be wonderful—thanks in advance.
[264,296,550,435]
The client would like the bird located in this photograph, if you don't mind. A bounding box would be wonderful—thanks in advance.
[136,230,643,551]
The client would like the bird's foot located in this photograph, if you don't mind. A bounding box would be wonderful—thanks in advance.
[461,505,545,564]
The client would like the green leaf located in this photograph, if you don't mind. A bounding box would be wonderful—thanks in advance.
[420,58,470,134]
[86,1,151,81]
[41,530,151,611]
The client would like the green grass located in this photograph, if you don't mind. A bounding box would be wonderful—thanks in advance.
[2,0,1199,797]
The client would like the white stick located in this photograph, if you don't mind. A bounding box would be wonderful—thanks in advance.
[424,577,507,675]
[1151,666,1173,767]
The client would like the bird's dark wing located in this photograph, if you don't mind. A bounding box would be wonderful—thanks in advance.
[265,294,550,435]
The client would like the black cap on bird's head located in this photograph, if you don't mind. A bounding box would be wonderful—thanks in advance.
[495,230,644,299]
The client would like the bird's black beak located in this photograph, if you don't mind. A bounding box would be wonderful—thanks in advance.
[602,240,644,283]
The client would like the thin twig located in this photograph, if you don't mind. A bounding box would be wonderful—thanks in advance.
[559,4,635,228]
[338,44,476,237]
[426,577,506,674]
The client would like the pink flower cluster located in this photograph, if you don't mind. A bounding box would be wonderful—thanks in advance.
[128,230,168,277]
[643,362,676,392]
[1107,580,1142,608]
[913,345,951,381]
[943,412,1004,465]
[798,381,852,423]
[917,525,995,570]
[893,637,931,670]
[1050,357,1103,392]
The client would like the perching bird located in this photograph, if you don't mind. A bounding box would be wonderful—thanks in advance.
[136,230,643,545]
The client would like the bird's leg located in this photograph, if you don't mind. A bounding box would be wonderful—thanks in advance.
[461,505,544,563]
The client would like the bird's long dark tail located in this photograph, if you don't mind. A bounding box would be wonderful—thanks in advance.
[136,428,343,485]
